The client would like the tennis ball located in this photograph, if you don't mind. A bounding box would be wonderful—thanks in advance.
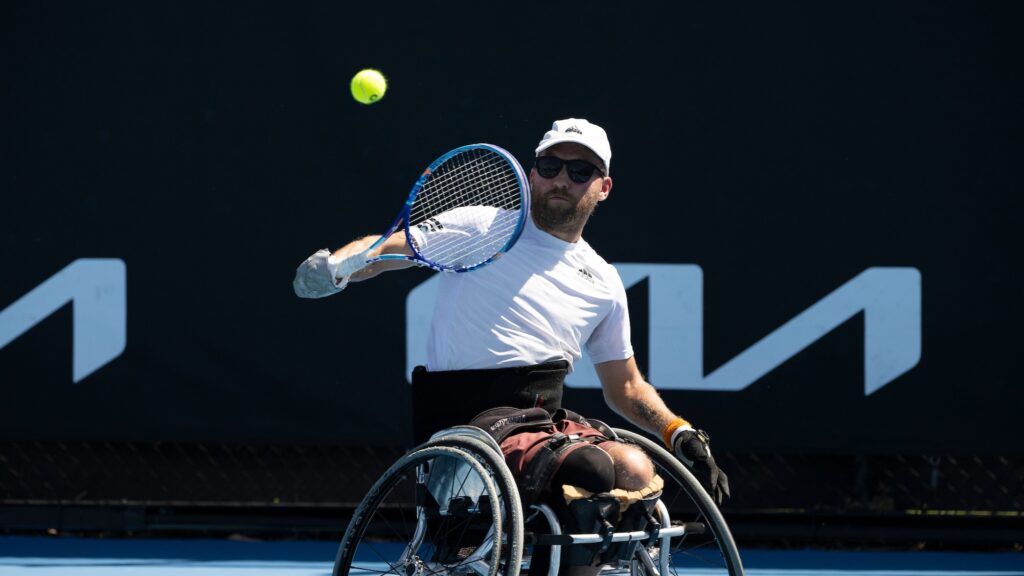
[350,69,387,104]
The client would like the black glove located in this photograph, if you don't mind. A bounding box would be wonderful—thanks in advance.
[672,429,730,505]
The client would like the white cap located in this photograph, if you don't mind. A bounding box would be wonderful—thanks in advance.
[534,118,612,173]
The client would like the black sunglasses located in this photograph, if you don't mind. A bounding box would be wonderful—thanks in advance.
[534,156,605,184]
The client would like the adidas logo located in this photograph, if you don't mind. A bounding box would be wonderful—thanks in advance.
[566,126,583,135]
[417,218,444,233]
[577,267,595,283]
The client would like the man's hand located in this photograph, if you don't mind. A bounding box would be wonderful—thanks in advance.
[672,429,730,505]
[293,249,348,298]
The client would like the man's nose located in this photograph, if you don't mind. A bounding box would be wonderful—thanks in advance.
[552,165,573,187]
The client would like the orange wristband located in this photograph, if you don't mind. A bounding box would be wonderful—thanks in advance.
[661,417,690,448]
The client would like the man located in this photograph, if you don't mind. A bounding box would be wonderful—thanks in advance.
[294,119,729,504]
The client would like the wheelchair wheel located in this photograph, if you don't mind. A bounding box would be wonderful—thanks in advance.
[423,433,524,576]
[334,445,515,576]
[613,428,744,576]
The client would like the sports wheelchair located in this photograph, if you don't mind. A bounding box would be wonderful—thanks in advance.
[332,425,744,576]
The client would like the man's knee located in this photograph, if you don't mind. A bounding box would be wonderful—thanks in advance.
[599,442,655,491]
[552,444,616,494]
[551,441,655,494]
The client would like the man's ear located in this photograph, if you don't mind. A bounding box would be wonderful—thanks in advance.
[599,176,613,201]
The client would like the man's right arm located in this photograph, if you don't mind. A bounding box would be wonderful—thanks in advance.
[293,231,415,298]
[333,232,415,282]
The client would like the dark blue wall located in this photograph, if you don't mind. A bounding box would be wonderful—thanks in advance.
[2,2,1021,455]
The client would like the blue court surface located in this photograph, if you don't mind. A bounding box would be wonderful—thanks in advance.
[0,536,1021,576]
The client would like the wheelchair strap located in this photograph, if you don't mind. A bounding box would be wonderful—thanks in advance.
[470,406,557,443]
[551,408,619,441]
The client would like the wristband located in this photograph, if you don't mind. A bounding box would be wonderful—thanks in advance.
[669,423,696,450]
[661,417,691,448]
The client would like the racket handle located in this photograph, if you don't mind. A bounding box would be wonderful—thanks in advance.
[328,251,369,280]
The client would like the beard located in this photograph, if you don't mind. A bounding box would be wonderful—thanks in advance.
[531,189,600,233]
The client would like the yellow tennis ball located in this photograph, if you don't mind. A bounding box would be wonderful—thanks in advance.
[350,69,387,105]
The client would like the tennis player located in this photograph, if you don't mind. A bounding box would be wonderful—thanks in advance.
[295,119,729,504]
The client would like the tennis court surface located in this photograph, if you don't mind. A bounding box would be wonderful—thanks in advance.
[1,536,1021,575]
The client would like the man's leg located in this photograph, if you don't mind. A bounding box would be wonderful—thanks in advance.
[555,442,656,576]
[599,441,655,491]
[550,444,616,493]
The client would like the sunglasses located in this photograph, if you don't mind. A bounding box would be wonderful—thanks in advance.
[534,156,605,184]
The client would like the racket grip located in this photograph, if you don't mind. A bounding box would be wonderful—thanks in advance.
[328,251,369,280]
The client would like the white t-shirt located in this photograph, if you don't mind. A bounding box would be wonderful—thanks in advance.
[410,211,634,372]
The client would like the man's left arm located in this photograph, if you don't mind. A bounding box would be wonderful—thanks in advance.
[595,356,675,434]
[595,357,731,504]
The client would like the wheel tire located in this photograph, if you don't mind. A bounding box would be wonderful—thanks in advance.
[613,428,744,576]
[423,435,524,576]
[334,445,506,576]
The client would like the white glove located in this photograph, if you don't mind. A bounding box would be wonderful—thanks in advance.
[293,249,349,299]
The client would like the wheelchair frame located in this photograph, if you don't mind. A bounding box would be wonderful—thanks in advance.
[333,425,744,576]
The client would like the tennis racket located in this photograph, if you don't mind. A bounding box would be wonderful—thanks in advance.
[333,143,530,277]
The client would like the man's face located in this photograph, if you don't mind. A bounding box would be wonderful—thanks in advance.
[529,143,611,235]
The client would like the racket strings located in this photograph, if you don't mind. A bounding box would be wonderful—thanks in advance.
[415,201,520,264]
[413,180,519,231]
[424,212,518,264]
[446,153,518,204]
[419,155,520,219]
[410,180,517,225]
[409,152,520,223]
[421,151,517,205]
[411,152,492,218]
[412,185,520,263]
[424,168,517,212]
[409,149,523,268]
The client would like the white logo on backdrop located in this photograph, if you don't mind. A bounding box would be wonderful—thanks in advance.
[0,259,126,383]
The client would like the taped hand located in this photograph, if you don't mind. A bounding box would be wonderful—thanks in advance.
[293,249,348,298]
